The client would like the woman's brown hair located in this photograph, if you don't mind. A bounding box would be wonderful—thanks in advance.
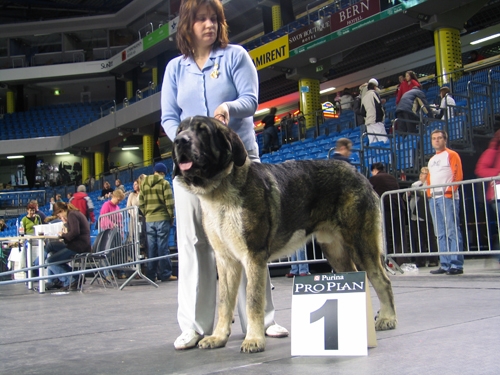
[176,0,229,58]
[52,202,79,216]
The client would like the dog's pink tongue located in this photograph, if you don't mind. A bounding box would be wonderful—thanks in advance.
[179,162,193,171]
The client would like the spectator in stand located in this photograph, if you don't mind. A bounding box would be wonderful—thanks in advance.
[100,181,114,200]
[66,192,73,201]
[432,86,456,120]
[330,138,353,163]
[369,163,409,265]
[0,219,6,232]
[21,203,43,235]
[99,189,125,229]
[395,75,404,100]
[339,88,353,111]
[261,107,280,154]
[69,185,95,224]
[468,50,485,63]
[396,70,421,105]
[361,80,388,144]
[475,129,500,262]
[395,86,432,134]
[359,78,380,99]
[427,129,464,275]
[115,179,126,192]
[85,175,96,191]
[29,200,47,222]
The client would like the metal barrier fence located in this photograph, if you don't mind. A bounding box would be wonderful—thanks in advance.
[380,176,500,270]
[97,205,158,290]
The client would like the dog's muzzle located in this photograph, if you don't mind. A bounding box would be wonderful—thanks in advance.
[174,133,194,172]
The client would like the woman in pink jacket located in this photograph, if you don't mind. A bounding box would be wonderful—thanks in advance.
[475,129,500,257]
[396,70,421,105]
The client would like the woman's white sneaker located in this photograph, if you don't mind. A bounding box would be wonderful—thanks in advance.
[174,329,202,350]
[265,323,289,338]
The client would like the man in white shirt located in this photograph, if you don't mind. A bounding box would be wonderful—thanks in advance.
[432,86,456,119]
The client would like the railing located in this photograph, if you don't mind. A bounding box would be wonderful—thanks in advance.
[380,177,500,273]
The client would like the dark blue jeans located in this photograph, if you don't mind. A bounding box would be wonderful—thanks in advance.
[146,220,172,281]
[46,241,77,287]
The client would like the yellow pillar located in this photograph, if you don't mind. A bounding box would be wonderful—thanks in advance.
[434,28,462,86]
[152,67,158,86]
[95,152,104,178]
[81,156,90,183]
[143,134,154,167]
[298,78,321,129]
[6,90,15,114]
[126,81,133,100]
[272,5,282,31]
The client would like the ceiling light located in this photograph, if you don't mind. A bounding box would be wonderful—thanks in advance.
[55,152,70,155]
[470,33,500,45]
[320,87,336,94]
[54,89,60,96]
[122,147,139,151]
[7,155,24,159]
[255,108,269,116]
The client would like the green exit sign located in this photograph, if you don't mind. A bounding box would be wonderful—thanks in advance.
[316,65,324,72]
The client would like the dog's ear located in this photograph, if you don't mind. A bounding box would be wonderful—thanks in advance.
[217,120,247,167]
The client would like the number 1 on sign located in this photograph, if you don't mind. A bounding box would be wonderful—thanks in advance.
[310,299,338,350]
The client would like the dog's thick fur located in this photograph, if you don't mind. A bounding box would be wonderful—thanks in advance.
[172,116,397,353]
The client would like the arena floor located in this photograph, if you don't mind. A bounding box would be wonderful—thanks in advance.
[1,258,499,375]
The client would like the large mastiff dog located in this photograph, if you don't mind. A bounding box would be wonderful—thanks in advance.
[172,116,397,353]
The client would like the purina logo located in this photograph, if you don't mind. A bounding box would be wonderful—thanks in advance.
[314,275,320,281]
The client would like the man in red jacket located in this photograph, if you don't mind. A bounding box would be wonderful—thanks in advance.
[70,185,95,224]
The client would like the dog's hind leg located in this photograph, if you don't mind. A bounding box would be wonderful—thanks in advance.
[358,251,397,331]
[240,256,268,353]
[198,253,242,349]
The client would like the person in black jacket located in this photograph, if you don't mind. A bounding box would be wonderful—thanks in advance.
[261,107,280,154]
[369,163,409,265]
[45,202,91,290]
[395,86,432,134]
[330,138,352,163]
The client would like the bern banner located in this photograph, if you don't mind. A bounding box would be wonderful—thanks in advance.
[331,0,381,32]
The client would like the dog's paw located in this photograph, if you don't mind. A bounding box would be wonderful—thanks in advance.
[198,335,228,349]
[240,338,266,353]
[374,315,397,331]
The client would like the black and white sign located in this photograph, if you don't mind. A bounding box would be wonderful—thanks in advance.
[291,272,375,356]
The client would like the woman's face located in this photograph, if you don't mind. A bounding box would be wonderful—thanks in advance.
[192,4,218,50]
[104,182,110,189]
[27,207,36,218]
[57,210,68,221]
[133,181,139,192]
[111,196,122,205]
[405,72,411,81]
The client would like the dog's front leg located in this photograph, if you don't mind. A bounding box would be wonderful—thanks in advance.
[198,254,242,350]
[240,258,267,353]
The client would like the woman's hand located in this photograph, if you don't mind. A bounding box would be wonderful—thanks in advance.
[214,103,229,125]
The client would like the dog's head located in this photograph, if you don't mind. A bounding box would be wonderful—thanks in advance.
[172,116,248,189]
